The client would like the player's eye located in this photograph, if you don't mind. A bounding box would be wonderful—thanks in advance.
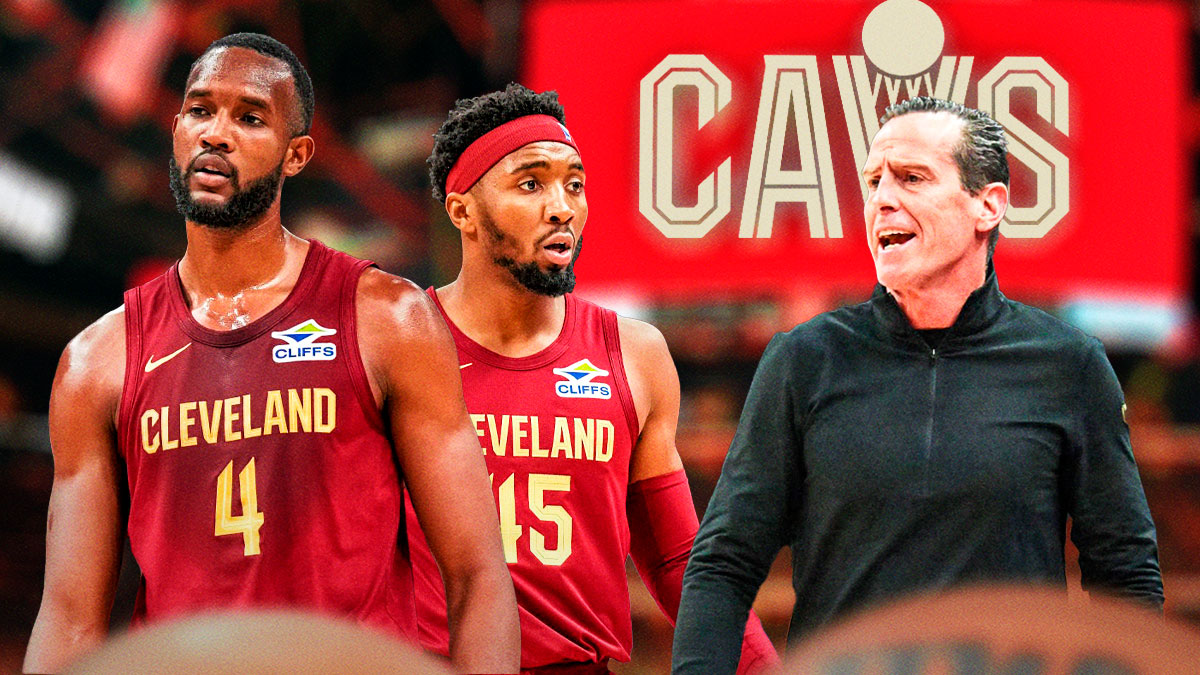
[568,179,584,192]
[519,179,538,191]
[188,106,209,117]
[243,114,264,125]
[906,173,923,183]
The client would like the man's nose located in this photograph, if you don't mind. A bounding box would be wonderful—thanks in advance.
[868,172,901,211]
[199,114,234,153]
[545,184,575,223]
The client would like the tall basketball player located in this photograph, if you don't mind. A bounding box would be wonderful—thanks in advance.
[25,34,518,674]
[406,84,777,673]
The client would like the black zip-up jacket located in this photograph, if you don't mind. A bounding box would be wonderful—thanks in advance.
[673,271,1163,674]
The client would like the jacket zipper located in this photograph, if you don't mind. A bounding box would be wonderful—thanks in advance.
[924,347,938,497]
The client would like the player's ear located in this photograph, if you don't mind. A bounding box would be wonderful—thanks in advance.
[282,135,315,177]
[976,181,1008,234]
[445,193,475,236]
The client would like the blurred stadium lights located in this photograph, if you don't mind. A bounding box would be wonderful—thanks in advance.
[1063,297,1190,351]
[0,152,74,264]
[80,0,179,125]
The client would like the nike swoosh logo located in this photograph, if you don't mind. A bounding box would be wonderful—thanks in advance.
[145,343,192,373]
[460,363,473,369]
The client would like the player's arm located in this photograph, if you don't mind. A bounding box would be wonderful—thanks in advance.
[618,317,777,673]
[356,269,518,673]
[1067,339,1163,609]
[25,309,127,674]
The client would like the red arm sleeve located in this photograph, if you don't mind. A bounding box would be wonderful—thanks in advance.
[627,469,779,673]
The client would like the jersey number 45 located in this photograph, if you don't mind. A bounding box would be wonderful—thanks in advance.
[491,472,572,566]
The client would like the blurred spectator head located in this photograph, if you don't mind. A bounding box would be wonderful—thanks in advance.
[67,610,451,674]
[783,585,1200,674]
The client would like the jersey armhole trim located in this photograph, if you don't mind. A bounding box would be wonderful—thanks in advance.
[341,261,386,434]
[601,310,641,446]
[117,288,143,456]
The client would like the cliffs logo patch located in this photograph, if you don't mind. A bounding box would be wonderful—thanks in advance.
[553,359,611,399]
[271,320,337,363]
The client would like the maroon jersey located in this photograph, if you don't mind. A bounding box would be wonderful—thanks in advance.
[406,290,639,668]
[117,240,414,637]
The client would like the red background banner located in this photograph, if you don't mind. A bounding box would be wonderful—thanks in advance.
[522,0,1188,305]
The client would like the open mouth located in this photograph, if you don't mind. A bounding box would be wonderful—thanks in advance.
[540,233,575,265]
[878,231,916,250]
[190,154,234,182]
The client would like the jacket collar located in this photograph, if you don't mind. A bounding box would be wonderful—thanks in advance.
[870,262,1007,344]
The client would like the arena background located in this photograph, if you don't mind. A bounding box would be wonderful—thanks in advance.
[0,0,1196,672]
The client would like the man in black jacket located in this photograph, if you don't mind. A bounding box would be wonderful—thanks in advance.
[672,97,1163,674]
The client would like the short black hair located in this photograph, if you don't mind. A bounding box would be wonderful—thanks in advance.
[880,97,1008,256]
[428,83,566,202]
[190,33,314,137]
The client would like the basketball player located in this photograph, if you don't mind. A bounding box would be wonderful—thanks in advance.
[25,34,518,674]
[405,84,777,673]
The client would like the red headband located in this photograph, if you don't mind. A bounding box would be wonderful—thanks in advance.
[444,114,579,196]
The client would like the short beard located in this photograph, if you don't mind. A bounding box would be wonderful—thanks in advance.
[169,155,283,230]
[479,213,582,297]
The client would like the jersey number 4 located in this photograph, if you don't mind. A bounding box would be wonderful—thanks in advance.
[215,458,264,556]
[491,473,572,566]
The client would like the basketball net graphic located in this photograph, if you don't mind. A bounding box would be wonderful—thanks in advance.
[834,0,1069,238]
[835,0,973,201]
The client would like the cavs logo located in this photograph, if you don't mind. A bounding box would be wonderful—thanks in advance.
[271,320,337,363]
[639,0,1069,241]
[553,359,612,399]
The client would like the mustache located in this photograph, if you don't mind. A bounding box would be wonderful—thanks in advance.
[186,151,240,185]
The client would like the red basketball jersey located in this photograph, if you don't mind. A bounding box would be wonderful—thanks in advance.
[117,240,414,638]
[406,290,640,668]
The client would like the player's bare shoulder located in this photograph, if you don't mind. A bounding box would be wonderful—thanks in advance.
[616,314,674,377]
[616,314,679,426]
[354,267,457,402]
[54,306,127,427]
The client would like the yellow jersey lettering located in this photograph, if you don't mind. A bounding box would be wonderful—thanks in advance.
[596,419,615,462]
[141,388,340,457]
[241,394,262,438]
[289,388,311,433]
[262,390,286,436]
[314,388,336,433]
[488,414,509,457]
[512,415,529,457]
[471,413,487,454]
[160,405,178,451]
[530,415,548,458]
[223,396,242,442]
[199,399,222,444]
[574,417,595,461]
[178,401,198,448]
[551,416,571,459]
[140,408,160,454]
